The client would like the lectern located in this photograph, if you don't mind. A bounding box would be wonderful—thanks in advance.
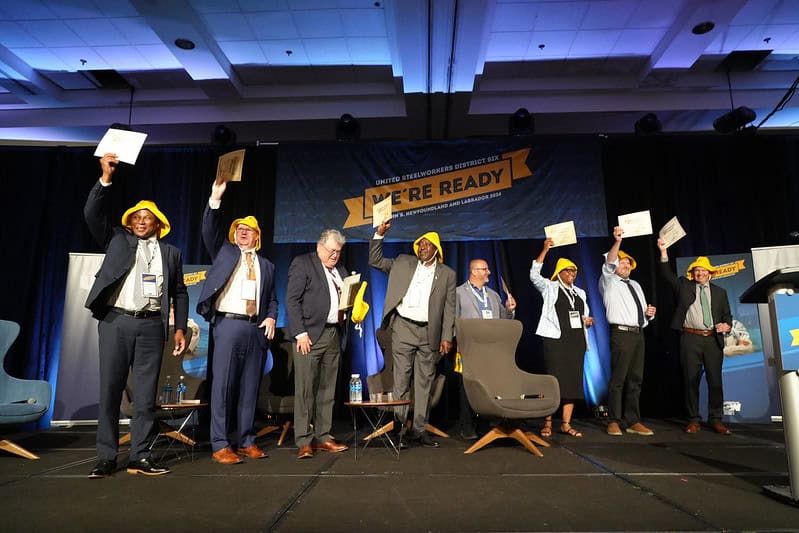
[741,266,799,505]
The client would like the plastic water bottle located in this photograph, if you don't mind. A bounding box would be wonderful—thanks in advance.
[177,375,187,403]
[162,375,173,405]
[353,373,362,403]
[350,373,363,403]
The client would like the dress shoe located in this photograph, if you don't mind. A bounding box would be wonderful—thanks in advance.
[126,457,170,476]
[315,439,349,453]
[88,459,116,479]
[412,431,440,448]
[459,427,478,441]
[685,421,701,434]
[212,446,243,465]
[297,444,314,459]
[711,422,732,435]
[607,422,623,436]
[237,445,268,459]
[626,422,654,436]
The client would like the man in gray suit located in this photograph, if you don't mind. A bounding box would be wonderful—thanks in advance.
[369,221,456,448]
[454,259,516,439]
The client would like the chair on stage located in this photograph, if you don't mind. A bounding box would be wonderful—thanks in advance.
[363,326,448,441]
[255,328,294,446]
[0,320,52,459]
[455,318,560,456]
[119,325,204,447]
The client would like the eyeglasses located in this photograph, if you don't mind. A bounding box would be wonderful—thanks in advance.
[472,267,489,271]
[560,268,577,275]
[321,243,342,257]
[236,226,256,234]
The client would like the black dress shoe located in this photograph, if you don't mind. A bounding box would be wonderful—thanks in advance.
[126,457,170,476]
[412,431,440,448]
[459,428,478,441]
[88,460,116,479]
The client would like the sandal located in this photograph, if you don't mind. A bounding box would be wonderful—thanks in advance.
[560,422,583,438]
[540,420,553,438]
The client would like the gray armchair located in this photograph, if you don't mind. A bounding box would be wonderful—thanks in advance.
[455,318,560,456]
[0,320,52,459]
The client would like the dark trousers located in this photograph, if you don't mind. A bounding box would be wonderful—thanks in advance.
[680,333,724,422]
[210,316,267,452]
[607,328,645,426]
[456,372,476,431]
[96,312,164,462]
[391,317,437,435]
[293,325,341,448]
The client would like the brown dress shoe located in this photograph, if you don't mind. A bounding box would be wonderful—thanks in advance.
[237,445,268,459]
[212,446,244,464]
[315,439,349,453]
[711,422,731,435]
[685,422,701,434]
[297,444,314,459]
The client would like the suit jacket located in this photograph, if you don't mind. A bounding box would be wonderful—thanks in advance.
[658,260,732,349]
[455,281,512,320]
[369,237,456,346]
[84,180,188,338]
[196,204,278,349]
[286,250,349,347]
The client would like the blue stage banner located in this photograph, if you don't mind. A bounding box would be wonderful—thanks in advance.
[275,138,607,243]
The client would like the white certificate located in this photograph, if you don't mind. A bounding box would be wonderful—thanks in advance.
[94,128,148,165]
[339,273,361,310]
[216,149,245,183]
[658,216,687,248]
[544,220,577,247]
[617,210,653,238]
[372,196,392,227]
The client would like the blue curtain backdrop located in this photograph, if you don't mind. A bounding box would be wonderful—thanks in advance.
[2,134,799,428]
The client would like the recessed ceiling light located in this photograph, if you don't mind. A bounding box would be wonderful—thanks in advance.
[174,38,195,50]
[692,21,714,35]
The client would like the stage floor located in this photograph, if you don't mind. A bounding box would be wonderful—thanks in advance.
[1,417,798,532]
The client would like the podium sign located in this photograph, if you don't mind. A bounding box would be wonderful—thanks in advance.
[775,292,799,371]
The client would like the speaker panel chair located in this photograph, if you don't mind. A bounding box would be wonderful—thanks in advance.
[255,328,294,446]
[0,320,52,459]
[455,318,560,456]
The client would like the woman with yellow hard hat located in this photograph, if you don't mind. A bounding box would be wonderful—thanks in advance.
[529,237,594,438]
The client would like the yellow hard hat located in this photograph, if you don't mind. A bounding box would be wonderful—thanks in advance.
[413,231,444,263]
[121,200,170,238]
[228,215,262,251]
[550,257,578,280]
[618,250,637,270]
[686,256,717,279]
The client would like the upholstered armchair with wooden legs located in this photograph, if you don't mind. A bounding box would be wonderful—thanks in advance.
[363,327,449,442]
[455,318,560,456]
[0,320,52,459]
[255,328,294,446]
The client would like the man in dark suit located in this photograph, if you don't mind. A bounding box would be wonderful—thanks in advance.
[196,179,278,464]
[369,221,456,448]
[657,238,732,435]
[286,229,350,459]
[84,153,188,478]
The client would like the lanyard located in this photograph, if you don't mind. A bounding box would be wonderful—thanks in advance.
[469,283,489,309]
[138,240,156,273]
[556,277,577,310]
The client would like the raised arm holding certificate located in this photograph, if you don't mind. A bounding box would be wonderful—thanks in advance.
[544,220,577,247]
[372,196,392,227]
[617,210,653,238]
[658,216,687,248]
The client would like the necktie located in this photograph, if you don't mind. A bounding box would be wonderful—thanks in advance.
[622,279,645,327]
[245,252,257,317]
[699,285,712,328]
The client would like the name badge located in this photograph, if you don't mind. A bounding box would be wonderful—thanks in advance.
[482,309,494,319]
[241,279,257,300]
[569,310,582,329]
[141,273,158,297]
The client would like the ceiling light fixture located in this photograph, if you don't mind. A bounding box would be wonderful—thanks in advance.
[692,21,714,35]
[336,113,360,141]
[634,113,662,135]
[508,108,534,136]
[174,38,195,50]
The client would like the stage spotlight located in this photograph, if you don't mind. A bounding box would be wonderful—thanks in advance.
[713,106,756,134]
[212,125,236,146]
[509,107,534,136]
[336,113,360,141]
[634,113,661,135]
